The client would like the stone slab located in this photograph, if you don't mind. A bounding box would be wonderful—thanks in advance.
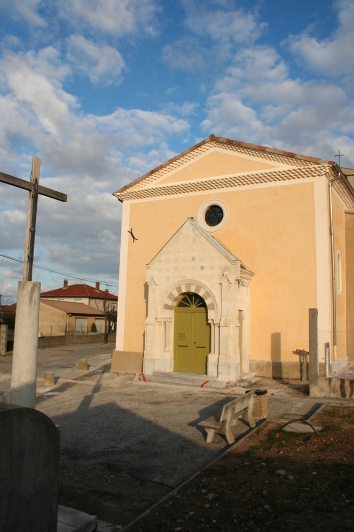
[57,505,97,532]
[145,372,226,388]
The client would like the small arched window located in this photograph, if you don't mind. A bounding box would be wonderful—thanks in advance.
[337,252,342,294]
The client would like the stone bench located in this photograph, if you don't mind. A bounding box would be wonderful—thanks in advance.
[198,391,256,445]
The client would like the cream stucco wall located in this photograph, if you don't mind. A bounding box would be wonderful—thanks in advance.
[345,212,354,362]
[332,190,348,360]
[119,180,319,366]
[39,302,66,336]
[157,151,287,185]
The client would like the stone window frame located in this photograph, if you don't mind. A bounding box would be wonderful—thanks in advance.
[197,198,229,233]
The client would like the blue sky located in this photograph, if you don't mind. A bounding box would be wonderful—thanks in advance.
[1,0,354,303]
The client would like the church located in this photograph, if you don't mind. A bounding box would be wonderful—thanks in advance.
[112,135,354,380]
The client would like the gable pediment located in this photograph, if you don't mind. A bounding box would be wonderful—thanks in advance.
[114,136,353,208]
[147,218,254,283]
[156,150,284,186]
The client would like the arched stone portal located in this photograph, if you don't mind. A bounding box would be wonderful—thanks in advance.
[142,218,254,381]
[174,293,211,374]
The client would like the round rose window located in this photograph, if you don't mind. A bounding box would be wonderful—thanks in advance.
[205,204,224,227]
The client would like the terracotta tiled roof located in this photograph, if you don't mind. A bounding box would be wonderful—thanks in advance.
[341,167,354,176]
[40,300,104,316]
[113,134,336,198]
[41,283,117,301]
[0,304,16,313]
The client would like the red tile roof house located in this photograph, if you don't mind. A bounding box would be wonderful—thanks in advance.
[39,300,105,336]
[40,280,118,335]
[40,280,117,312]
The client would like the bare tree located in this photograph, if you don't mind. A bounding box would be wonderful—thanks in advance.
[93,298,117,341]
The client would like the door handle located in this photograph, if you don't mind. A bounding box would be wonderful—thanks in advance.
[196,346,206,348]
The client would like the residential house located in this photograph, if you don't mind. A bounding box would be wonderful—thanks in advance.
[39,300,105,336]
[41,280,118,332]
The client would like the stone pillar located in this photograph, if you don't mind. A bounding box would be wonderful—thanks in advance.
[10,281,40,408]
[309,308,319,384]
[207,319,218,377]
[0,324,8,356]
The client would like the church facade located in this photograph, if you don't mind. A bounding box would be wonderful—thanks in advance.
[112,135,354,380]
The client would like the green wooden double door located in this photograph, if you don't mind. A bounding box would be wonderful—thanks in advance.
[174,293,211,374]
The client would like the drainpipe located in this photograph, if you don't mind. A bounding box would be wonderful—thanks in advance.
[329,175,338,361]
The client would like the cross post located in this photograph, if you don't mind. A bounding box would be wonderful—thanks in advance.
[0,157,67,407]
[335,151,344,167]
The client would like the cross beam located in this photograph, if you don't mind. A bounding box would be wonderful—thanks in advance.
[0,157,67,281]
[0,171,67,202]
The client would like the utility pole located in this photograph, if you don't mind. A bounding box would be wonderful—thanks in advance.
[0,158,67,407]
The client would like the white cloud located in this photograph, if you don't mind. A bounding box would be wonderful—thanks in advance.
[0,0,160,37]
[162,38,205,71]
[0,278,18,303]
[66,35,125,84]
[202,93,265,141]
[162,2,267,71]
[95,108,189,149]
[0,0,45,27]
[58,0,159,36]
[183,0,267,45]
[1,48,75,137]
[202,44,354,163]
[99,229,118,247]
[162,101,199,118]
[287,0,354,76]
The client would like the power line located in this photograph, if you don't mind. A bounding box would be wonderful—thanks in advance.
[0,253,118,288]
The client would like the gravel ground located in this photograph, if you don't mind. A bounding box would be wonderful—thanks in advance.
[1,344,336,530]
[35,366,316,528]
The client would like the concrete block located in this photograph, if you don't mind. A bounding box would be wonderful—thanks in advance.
[57,505,97,532]
[253,392,268,419]
[78,359,88,371]
[111,350,143,374]
[44,371,55,386]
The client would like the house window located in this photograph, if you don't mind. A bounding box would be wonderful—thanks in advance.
[95,319,105,333]
[337,252,342,294]
[75,318,87,332]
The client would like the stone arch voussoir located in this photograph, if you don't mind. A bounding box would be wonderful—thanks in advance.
[163,280,217,314]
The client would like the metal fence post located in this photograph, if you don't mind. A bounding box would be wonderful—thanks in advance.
[309,308,319,383]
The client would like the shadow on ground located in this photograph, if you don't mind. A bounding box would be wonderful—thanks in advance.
[40,374,251,527]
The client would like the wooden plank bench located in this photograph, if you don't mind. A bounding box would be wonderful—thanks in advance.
[198,391,256,444]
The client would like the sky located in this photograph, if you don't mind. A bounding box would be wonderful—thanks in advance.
[1,0,354,304]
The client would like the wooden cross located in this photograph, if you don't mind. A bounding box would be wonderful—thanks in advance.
[0,157,67,280]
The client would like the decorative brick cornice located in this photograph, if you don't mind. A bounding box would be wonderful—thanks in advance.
[113,135,336,198]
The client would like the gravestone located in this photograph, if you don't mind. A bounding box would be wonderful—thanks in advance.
[0,402,60,532]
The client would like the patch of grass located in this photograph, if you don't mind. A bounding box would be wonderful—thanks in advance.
[267,429,302,446]
[244,445,261,457]
[321,422,342,433]
[322,408,342,418]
